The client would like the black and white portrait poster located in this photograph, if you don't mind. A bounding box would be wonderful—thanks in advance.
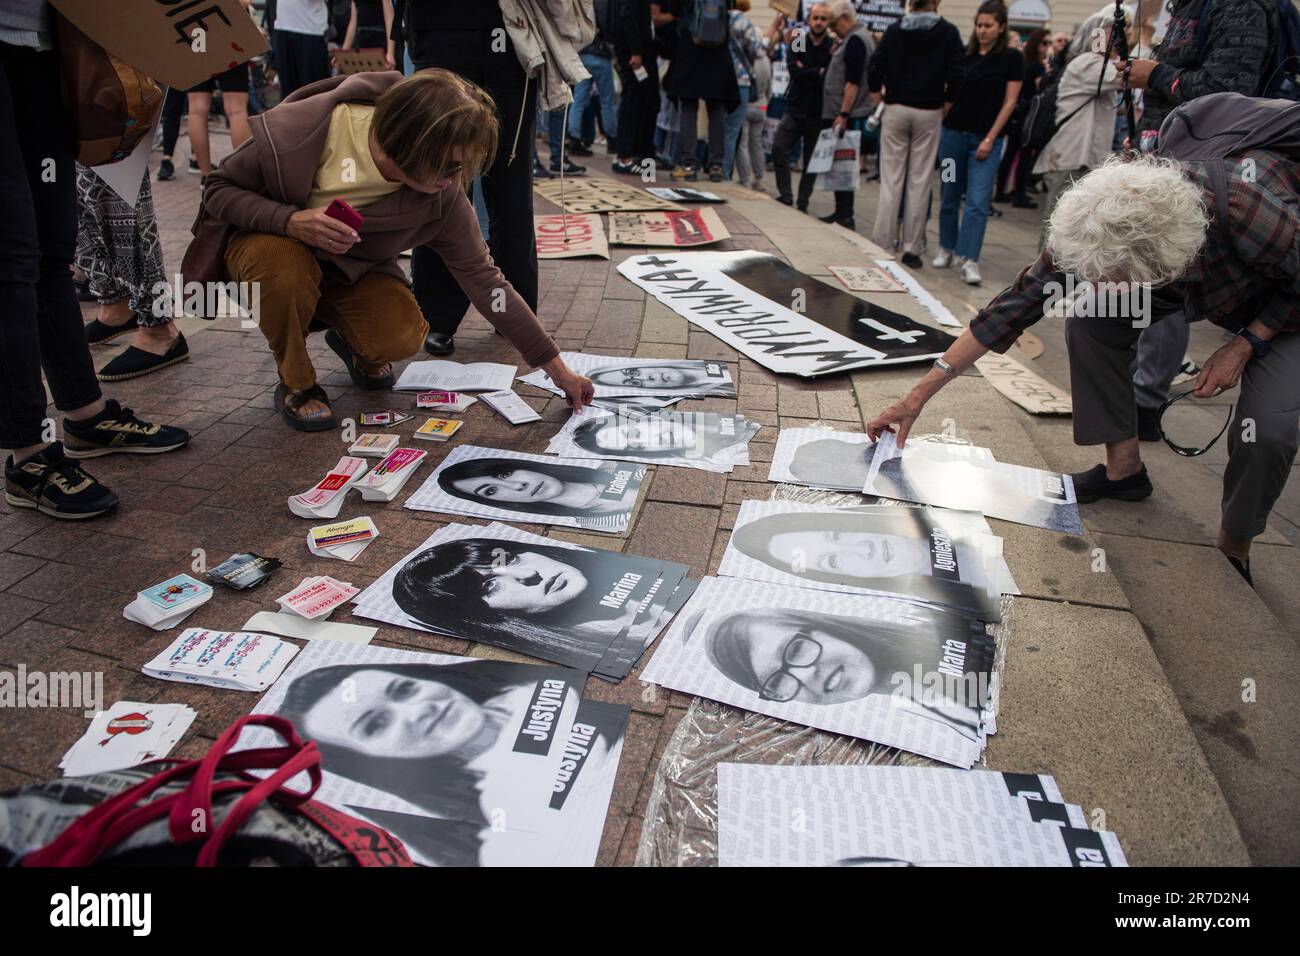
[639,576,996,767]
[405,445,648,534]
[351,522,690,678]
[615,251,956,378]
[864,432,1084,536]
[719,499,1005,622]
[546,406,761,474]
[519,352,737,399]
[767,427,993,493]
[240,641,628,867]
[716,764,1129,867]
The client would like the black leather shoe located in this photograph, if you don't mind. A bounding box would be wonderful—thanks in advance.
[900,253,924,269]
[1071,463,1153,504]
[424,332,455,356]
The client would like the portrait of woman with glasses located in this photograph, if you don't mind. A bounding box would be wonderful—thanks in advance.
[700,605,992,742]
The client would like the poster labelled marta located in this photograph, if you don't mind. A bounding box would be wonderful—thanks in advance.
[617,251,955,377]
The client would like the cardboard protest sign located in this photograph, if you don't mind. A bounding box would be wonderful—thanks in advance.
[873,259,962,327]
[974,351,1073,415]
[333,48,390,74]
[608,207,730,247]
[856,0,907,32]
[534,176,682,213]
[534,213,609,259]
[828,264,906,293]
[770,0,801,17]
[50,0,267,91]
[617,251,955,378]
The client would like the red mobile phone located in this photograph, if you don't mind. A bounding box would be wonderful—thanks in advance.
[324,199,364,231]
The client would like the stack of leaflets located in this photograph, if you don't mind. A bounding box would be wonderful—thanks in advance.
[122,573,212,630]
[641,575,997,767]
[143,628,298,692]
[413,418,464,441]
[307,516,379,561]
[479,389,542,424]
[546,406,761,474]
[351,521,696,680]
[277,576,359,620]
[394,360,516,393]
[358,410,413,427]
[348,433,400,458]
[237,641,629,866]
[59,701,197,777]
[288,456,368,518]
[354,447,427,502]
[716,764,1128,867]
[519,353,736,400]
[864,432,1084,535]
[416,390,477,412]
[405,445,649,535]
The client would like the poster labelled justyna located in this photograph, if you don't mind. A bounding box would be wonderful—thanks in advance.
[351,522,690,678]
[547,407,761,474]
[519,352,736,399]
[767,428,993,493]
[615,251,956,378]
[639,576,996,767]
[716,764,1129,867]
[404,445,647,534]
[240,641,628,867]
[864,432,1084,535]
[719,499,1005,622]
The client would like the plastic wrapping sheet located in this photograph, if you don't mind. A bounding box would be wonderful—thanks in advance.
[635,430,1015,866]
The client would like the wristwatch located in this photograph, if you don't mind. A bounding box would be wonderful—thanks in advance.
[1238,328,1271,358]
[932,357,958,377]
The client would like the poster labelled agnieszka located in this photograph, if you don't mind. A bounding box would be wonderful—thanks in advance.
[616,252,955,378]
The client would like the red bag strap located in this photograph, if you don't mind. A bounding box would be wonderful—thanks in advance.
[195,743,321,866]
[22,715,320,867]
[167,715,320,844]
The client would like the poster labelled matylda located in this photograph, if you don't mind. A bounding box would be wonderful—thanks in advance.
[616,251,955,378]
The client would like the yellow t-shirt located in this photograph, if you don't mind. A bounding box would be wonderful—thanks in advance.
[307,103,403,210]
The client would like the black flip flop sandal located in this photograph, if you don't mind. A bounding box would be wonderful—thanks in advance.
[275,382,337,432]
[325,327,396,390]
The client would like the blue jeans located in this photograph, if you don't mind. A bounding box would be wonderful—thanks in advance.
[570,51,617,142]
[722,84,750,180]
[938,127,1004,262]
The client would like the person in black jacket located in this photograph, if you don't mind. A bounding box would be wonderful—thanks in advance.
[771,2,834,210]
[867,0,963,265]
[664,0,741,182]
[398,1,537,358]
[611,0,661,173]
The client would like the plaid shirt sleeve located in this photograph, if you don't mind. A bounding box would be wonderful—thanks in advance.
[968,250,1065,353]
[1224,175,1300,333]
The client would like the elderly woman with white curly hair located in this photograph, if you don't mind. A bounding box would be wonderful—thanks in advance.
[869,151,1300,585]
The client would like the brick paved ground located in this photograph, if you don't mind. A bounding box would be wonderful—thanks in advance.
[3,120,1298,865]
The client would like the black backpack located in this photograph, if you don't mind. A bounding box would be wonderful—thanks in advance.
[1020,55,1101,153]
[1156,91,1300,225]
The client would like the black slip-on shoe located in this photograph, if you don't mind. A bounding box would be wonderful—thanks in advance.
[1225,554,1253,587]
[157,158,175,181]
[325,327,396,389]
[85,315,140,345]
[1136,405,1162,442]
[96,333,189,381]
[776,195,793,206]
[62,399,190,458]
[424,332,455,356]
[4,443,119,519]
[900,253,924,269]
[1071,463,1153,504]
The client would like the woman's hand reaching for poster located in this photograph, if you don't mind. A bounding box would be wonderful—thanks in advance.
[868,328,991,447]
[867,392,927,447]
[543,357,596,414]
